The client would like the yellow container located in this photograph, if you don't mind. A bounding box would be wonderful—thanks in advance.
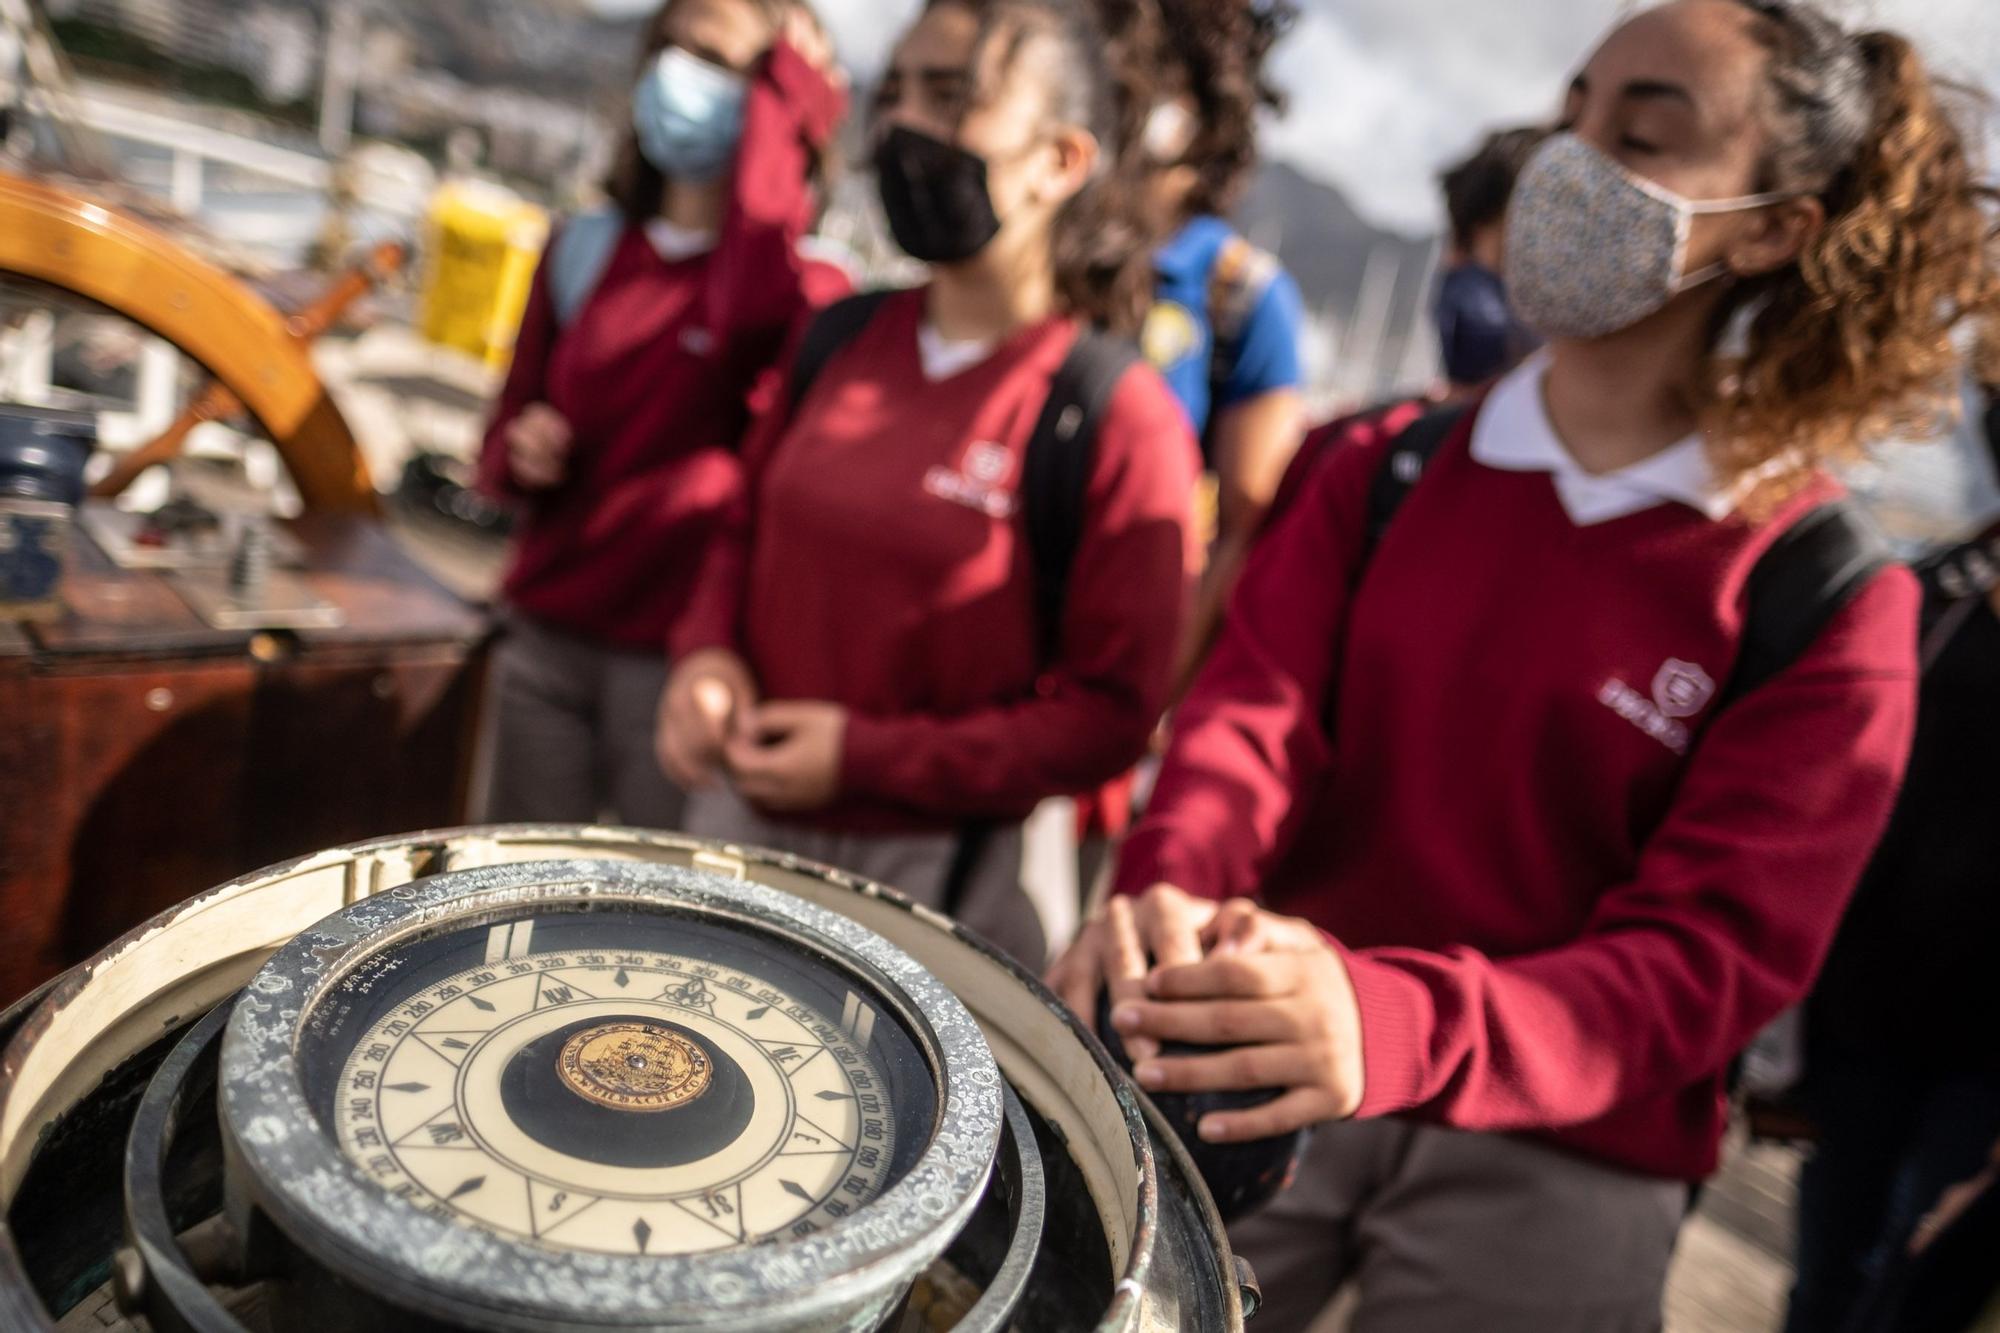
[419,182,550,371]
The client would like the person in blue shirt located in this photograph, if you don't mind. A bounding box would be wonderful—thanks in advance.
[1135,0,1306,693]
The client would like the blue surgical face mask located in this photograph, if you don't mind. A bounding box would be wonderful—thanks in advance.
[633,46,748,182]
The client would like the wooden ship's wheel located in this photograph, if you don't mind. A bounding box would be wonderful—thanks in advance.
[0,168,389,513]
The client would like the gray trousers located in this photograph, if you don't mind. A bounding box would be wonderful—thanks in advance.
[1233,1119,1687,1333]
[682,786,1047,969]
[476,614,686,829]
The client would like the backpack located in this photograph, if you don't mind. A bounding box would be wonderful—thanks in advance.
[547,208,626,328]
[1204,233,1282,415]
[784,291,1140,667]
[1357,405,1896,718]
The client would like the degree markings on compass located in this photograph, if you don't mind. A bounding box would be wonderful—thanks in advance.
[483,920,535,963]
[435,972,537,1027]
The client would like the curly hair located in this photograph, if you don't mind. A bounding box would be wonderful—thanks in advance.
[1150,0,1297,217]
[927,0,1163,334]
[605,0,834,222]
[1702,0,2000,515]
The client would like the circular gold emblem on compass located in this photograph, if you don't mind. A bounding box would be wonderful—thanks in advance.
[557,1022,713,1112]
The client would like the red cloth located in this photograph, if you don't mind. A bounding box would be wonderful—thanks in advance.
[1115,409,1920,1180]
[479,41,849,649]
[672,288,1200,833]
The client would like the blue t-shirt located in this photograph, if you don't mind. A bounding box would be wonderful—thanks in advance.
[1143,215,1306,447]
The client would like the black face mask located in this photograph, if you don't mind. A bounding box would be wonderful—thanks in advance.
[872,125,1003,265]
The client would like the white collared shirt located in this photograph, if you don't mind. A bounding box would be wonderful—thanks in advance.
[643,218,716,263]
[916,323,997,382]
[1470,354,1734,526]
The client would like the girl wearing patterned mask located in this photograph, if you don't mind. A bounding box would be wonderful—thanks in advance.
[477,0,846,828]
[1051,1,2000,1328]
[655,0,1198,969]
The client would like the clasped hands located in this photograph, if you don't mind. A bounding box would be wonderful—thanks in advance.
[1048,884,1367,1143]
[656,649,845,812]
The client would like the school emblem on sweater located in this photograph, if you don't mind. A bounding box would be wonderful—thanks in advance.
[1599,658,1715,756]
[923,441,1017,519]
[1651,660,1716,720]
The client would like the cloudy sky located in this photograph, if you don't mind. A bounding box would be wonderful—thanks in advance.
[600,0,2000,234]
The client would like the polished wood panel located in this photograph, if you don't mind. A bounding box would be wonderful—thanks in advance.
[0,509,490,1002]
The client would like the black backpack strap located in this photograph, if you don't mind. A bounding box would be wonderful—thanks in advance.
[1359,404,1470,571]
[1718,499,1894,710]
[787,289,896,415]
[1020,329,1141,667]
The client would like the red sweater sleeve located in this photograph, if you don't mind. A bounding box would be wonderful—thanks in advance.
[837,371,1200,817]
[1345,571,1918,1127]
[702,40,849,343]
[1115,424,1388,897]
[476,245,560,501]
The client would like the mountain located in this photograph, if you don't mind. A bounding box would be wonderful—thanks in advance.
[1236,160,1443,402]
[1238,160,1435,316]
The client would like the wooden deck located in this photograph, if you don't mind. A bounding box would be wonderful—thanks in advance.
[1667,1131,1802,1331]
[1306,1128,1807,1332]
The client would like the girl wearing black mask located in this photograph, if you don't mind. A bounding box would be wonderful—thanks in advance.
[654,0,1197,969]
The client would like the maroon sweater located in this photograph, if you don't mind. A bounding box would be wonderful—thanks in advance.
[673,289,1200,832]
[1116,408,1920,1180]
[479,41,848,650]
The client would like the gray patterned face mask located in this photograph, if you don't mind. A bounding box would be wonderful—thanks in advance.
[1504,133,1791,341]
